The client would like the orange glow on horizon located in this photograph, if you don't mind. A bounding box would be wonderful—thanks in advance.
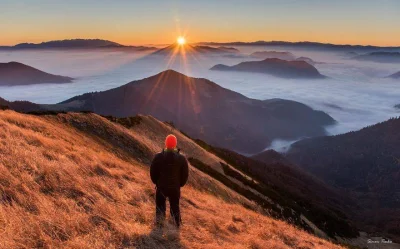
[1,28,399,47]
[1,31,399,47]
[1,1,399,47]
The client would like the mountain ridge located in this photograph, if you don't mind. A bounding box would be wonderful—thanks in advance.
[274,117,400,241]
[352,52,400,63]
[199,40,400,51]
[55,69,335,153]
[210,58,326,79]
[0,62,73,86]
[0,39,157,51]
[250,51,296,60]
[150,44,239,56]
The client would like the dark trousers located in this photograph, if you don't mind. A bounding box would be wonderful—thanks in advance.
[155,187,181,227]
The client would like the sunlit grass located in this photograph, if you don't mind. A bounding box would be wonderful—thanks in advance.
[0,110,344,248]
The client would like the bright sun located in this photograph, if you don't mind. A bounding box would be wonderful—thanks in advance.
[177,36,186,45]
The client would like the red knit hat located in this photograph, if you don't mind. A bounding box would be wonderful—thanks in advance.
[165,134,177,149]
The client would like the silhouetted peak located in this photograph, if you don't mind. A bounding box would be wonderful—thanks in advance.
[146,70,196,83]
[14,39,123,49]
[155,69,187,77]
[0,62,42,72]
[6,61,22,65]
[0,61,73,86]
[210,58,325,79]
[0,61,27,67]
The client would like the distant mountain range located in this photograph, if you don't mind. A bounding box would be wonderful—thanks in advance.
[210,58,326,79]
[0,70,334,154]
[295,56,320,65]
[250,51,296,60]
[150,43,239,56]
[3,39,399,52]
[249,51,321,65]
[199,41,400,51]
[0,39,156,51]
[0,62,73,86]
[268,117,400,240]
[352,52,400,63]
[387,71,400,79]
[216,46,240,53]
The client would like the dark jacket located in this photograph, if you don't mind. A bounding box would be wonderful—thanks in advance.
[150,149,189,189]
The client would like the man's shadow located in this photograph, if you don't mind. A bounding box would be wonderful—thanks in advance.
[133,224,183,249]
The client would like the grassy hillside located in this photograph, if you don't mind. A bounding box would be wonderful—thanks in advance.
[107,114,361,239]
[0,110,346,248]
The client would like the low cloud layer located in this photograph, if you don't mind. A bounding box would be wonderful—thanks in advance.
[1,46,399,151]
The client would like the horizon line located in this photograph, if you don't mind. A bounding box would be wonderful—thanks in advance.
[2,38,400,49]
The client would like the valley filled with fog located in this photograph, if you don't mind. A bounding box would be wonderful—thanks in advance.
[0,46,399,151]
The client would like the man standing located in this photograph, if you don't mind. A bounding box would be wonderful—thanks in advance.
[150,134,189,228]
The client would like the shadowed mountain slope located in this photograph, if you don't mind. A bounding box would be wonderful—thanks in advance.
[210,58,326,79]
[56,70,334,153]
[0,110,346,248]
[0,62,73,86]
[282,117,400,240]
[114,115,360,238]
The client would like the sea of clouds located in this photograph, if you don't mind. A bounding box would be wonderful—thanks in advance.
[0,46,399,152]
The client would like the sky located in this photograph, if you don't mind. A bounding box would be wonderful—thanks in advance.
[1,0,399,46]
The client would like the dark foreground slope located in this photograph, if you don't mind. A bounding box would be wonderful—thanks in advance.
[210,58,326,79]
[283,117,400,240]
[187,139,358,239]
[0,110,345,248]
[56,70,334,153]
[0,62,73,86]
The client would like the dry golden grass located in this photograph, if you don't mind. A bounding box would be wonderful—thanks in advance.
[0,110,344,249]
